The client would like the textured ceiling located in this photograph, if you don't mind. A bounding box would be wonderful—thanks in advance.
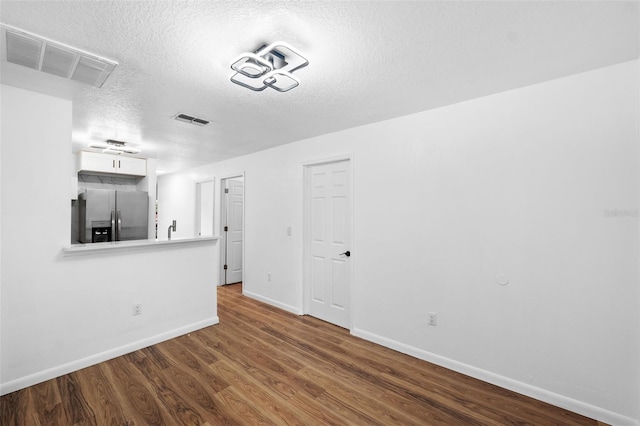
[1,1,638,174]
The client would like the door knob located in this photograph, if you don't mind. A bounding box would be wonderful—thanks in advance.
[340,250,351,257]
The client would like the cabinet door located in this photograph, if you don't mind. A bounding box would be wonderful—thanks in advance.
[78,151,117,173]
[117,157,146,176]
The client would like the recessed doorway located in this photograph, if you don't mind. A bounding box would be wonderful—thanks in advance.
[220,175,244,285]
[195,179,214,237]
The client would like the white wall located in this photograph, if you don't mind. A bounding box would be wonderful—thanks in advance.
[0,85,219,394]
[157,171,197,241]
[137,157,158,239]
[158,60,640,424]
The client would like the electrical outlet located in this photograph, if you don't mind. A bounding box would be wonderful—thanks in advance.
[267,272,272,282]
[133,303,142,316]
[428,312,437,326]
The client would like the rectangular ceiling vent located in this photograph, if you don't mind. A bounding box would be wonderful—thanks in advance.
[174,113,210,126]
[1,23,118,88]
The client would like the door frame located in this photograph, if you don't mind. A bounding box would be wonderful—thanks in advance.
[302,154,355,330]
[219,173,245,287]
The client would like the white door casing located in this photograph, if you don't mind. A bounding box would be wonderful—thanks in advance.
[304,159,352,329]
[224,178,244,284]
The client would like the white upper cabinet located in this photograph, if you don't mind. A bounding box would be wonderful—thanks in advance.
[115,156,147,176]
[78,151,146,176]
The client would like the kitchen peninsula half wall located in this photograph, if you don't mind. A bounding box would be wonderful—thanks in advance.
[1,84,220,396]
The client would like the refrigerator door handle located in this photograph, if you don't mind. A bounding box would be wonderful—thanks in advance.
[110,210,116,242]
[117,210,122,241]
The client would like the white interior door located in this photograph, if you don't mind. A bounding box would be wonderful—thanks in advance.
[305,159,351,328]
[196,180,214,236]
[224,178,244,284]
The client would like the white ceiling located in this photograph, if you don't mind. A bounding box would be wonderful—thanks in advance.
[1,1,638,174]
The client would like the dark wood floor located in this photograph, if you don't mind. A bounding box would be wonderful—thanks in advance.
[1,283,606,425]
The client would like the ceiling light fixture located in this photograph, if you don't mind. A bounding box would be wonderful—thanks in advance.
[1,23,118,88]
[89,139,140,155]
[230,41,308,92]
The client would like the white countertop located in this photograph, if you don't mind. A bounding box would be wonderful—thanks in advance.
[62,236,219,256]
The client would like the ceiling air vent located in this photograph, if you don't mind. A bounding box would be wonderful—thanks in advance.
[1,23,117,88]
[174,113,210,126]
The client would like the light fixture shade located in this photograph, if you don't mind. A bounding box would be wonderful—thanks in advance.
[231,52,272,78]
[230,41,308,92]
[264,71,299,92]
[230,70,269,91]
[89,140,141,155]
[258,42,309,73]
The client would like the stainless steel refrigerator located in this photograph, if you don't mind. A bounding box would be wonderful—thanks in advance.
[79,189,149,243]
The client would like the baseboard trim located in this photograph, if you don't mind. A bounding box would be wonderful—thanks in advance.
[242,290,302,315]
[0,317,219,396]
[351,327,638,426]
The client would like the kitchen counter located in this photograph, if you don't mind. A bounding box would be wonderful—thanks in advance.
[62,236,219,256]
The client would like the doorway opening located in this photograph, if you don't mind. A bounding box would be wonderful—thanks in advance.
[220,175,244,286]
[196,179,214,237]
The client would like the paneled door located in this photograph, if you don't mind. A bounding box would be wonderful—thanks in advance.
[224,178,244,284]
[305,159,351,329]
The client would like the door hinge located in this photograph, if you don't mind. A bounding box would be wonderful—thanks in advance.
[224,226,228,232]
[224,188,229,193]
[223,264,228,270]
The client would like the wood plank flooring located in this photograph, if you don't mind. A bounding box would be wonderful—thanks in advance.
[1,283,607,425]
